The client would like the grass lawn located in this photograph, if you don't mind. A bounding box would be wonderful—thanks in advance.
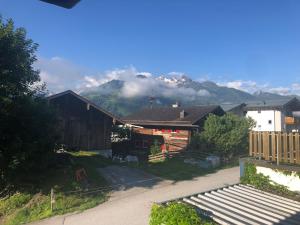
[0,151,112,225]
[134,157,238,181]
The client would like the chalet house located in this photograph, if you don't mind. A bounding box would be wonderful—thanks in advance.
[122,105,224,152]
[48,90,122,155]
[245,98,300,132]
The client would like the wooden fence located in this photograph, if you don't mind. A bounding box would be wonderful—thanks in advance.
[148,150,210,162]
[249,131,300,164]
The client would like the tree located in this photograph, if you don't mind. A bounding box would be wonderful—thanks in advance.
[0,17,59,187]
[198,113,254,157]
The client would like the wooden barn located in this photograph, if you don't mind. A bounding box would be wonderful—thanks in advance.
[48,90,122,152]
[123,105,224,152]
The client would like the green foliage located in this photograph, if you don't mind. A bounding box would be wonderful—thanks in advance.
[188,133,210,154]
[149,203,202,225]
[241,163,296,197]
[150,140,161,155]
[0,17,59,187]
[111,125,131,142]
[0,152,110,225]
[0,192,31,217]
[198,113,254,157]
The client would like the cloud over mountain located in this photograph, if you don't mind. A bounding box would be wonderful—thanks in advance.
[34,56,300,98]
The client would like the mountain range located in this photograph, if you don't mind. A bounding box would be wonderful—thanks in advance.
[81,75,295,116]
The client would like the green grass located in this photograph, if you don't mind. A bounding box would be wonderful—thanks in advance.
[0,151,112,225]
[134,157,238,181]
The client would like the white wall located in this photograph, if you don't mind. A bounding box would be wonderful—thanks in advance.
[246,110,285,132]
[256,166,300,192]
[247,110,278,131]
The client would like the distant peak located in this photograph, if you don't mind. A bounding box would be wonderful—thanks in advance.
[253,90,264,96]
[156,74,191,84]
[201,80,218,87]
[136,74,148,79]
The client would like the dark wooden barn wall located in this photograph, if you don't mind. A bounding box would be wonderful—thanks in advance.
[50,94,112,150]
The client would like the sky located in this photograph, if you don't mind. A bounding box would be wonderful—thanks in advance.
[1,0,300,95]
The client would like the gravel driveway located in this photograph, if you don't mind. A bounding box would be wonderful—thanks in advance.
[31,166,239,225]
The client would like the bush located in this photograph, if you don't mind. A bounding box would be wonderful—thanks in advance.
[149,203,201,225]
[150,140,161,155]
[187,133,211,154]
[195,113,254,157]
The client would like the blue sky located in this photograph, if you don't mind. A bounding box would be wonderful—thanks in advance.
[2,0,300,95]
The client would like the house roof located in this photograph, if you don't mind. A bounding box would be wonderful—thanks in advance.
[123,105,223,127]
[244,97,300,111]
[47,90,124,124]
[221,103,246,112]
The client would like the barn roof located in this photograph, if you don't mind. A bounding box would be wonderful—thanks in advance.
[123,105,223,127]
[47,90,124,124]
[244,97,300,111]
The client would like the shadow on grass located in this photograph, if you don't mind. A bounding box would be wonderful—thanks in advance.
[0,151,113,225]
[131,157,239,182]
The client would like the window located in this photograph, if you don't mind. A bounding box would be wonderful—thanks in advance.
[258,110,261,114]
[268,120,272,124]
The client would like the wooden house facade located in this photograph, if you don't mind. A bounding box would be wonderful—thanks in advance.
[48,90,121,151]
[123,105,224,152]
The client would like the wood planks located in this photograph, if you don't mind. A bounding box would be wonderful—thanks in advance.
[249,131,300,165]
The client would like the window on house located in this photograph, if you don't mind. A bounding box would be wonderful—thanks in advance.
[258,125,261,129]
[258,110,261,113]
[268,120,272,124]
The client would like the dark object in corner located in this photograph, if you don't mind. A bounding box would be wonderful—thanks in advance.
[40,0,81,9]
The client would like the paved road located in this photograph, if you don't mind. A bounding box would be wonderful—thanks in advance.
[31,166,239,225]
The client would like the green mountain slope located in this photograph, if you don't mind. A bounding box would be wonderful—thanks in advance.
[81,77,294,116]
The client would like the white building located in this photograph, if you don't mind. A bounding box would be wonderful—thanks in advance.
[244,98,300,132]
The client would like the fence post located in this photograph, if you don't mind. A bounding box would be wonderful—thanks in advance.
[249,132,252,157]
[276,133,279,165]
[258,132,261,160]
[50,188,55,212]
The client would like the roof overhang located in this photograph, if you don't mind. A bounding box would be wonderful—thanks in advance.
[245,106,283,111]
[123,120,199,129]
[39,0,80,9]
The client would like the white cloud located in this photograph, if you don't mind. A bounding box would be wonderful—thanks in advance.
[34,56,206,100]
[268,87,291,95]
[34,56,87,93]
[197,89,211,96]
[292,83,300,91]
[35,56,300,98]
[167,71,185,77]
[218,80,262,93]
[218,79,300,96]
[138,72,152,77]
[218,80,270,94]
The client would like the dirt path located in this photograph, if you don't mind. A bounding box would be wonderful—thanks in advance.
[30,166,240,225]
